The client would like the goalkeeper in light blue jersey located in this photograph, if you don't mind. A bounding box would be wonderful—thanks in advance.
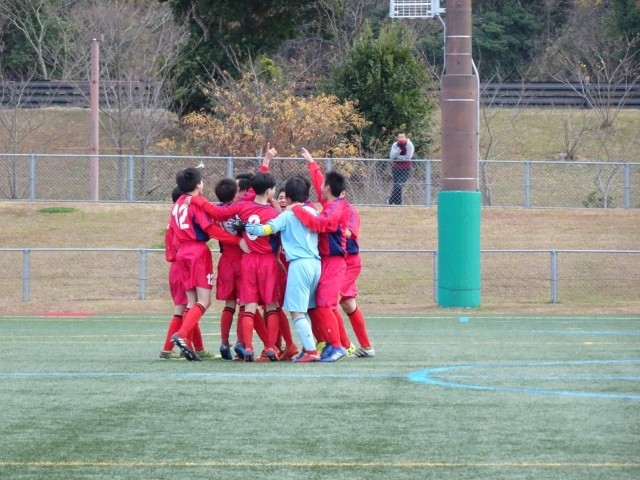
[244,176,322,362]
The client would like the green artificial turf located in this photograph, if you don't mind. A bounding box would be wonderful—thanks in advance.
[0,314,638,480]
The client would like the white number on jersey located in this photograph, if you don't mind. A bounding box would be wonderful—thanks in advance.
[172,202,190,230]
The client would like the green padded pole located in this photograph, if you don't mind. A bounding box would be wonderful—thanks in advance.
[437,191,481,307]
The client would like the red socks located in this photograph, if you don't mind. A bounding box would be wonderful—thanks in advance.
[334,309,352,349]
[265,310,280,350]
[241,311,256,351]
[177,303,206,339]
[347,307,371,348]
[277,308,294,347]
[220,306,235,345]
[163,315,182,351]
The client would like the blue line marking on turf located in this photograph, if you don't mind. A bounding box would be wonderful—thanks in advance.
[0,371,405,380]
[532,330,640,335]
[408,359,640,400]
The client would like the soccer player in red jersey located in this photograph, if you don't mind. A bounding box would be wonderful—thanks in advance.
[340,198,375,357]
[168,167,241,361]
[289,148,350,362]
[189,171,282,362]
[210,178,250,360]
[159,187,188,359]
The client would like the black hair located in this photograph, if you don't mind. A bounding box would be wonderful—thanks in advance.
[324,170,346,198]
[284,177,308,203]
[292,175,311,200]
[235,173,253,192]
[171,186,183,203]
[176,167,202,193]
[276,186,286,198]
[215,178,238,203]
[251,172,276,196]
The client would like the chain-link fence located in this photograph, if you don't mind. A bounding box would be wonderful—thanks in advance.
[1,248,638,308]
[1,154,638,208]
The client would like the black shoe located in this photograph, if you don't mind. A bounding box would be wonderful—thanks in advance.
[171,333,199,361]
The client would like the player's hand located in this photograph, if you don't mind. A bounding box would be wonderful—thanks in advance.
[243,223,261,236]
[262,142,277,167]
[232,215,245,234]
[300,147,314,163]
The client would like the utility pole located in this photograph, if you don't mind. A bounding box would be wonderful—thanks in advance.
[390,0,481,307]
[87,33,103,201]
[437,0,481,307]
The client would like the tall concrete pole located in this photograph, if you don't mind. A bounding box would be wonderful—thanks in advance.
[437,0,481,307]
[88,33,103,201]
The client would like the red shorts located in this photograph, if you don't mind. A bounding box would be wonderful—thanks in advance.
[216,253,242,301]
[316,256,346,308]
[239,253,280,305]
[341,253,361,299]
[175,242,213,291]
[168,262,188,306]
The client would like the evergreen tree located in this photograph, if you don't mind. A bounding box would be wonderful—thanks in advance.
[330,22,435,156]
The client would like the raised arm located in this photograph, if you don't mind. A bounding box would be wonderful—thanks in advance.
[301,147,324,203]
[291,203,341,233]
[188,194,240,221]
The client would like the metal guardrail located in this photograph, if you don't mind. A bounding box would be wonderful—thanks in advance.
[1,248,638,306]
[0,80,156,107]
[1,81,639,108]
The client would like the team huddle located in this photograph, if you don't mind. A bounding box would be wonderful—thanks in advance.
[161,144,375,363]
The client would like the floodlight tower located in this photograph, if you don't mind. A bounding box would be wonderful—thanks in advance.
[390,0,481,307]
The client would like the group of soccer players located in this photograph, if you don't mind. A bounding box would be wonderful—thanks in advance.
[161,144,375,363]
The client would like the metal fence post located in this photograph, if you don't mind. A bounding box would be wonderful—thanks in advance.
[226,157,234,178]
[624,163,631,210]
[425,160,432,206]
[128,155,135,202]
[524,161,531,208]
[29,154,37,201]
[22,249,30,302]
[433,250,438,303]
[139,249,147,300]
[550,249,558,304]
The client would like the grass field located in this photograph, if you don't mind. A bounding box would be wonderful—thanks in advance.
[1,313,638,480]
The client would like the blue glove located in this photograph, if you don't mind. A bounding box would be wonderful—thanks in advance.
[244,223,262,236]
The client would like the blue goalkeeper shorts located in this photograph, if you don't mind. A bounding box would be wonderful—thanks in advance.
[283,257,321,313]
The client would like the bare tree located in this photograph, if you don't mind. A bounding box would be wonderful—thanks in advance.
[0,71,64,198]
[545,6,640,129]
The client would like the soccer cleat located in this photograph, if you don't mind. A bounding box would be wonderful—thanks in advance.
[255,349,271,362]
[354,347,376,358]
[219,343,233,360]
[320,343,333,360]
[293,351,320,363]
[233,342,246,360]
[195,349,218,360]
[292,349,306,361]
[171,333,200,361]
[315,341,326,356]
[321,346,347,363]
[279,343,299,361]
[244,349,254,362]
[158,350,181,360]
[265,348,279,362]
[346,343,357,357]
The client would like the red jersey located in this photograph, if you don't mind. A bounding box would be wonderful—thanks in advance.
[344,201,360,255]
[293,161,348,257]
[168,194,217,246]
[190,197,281,255]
